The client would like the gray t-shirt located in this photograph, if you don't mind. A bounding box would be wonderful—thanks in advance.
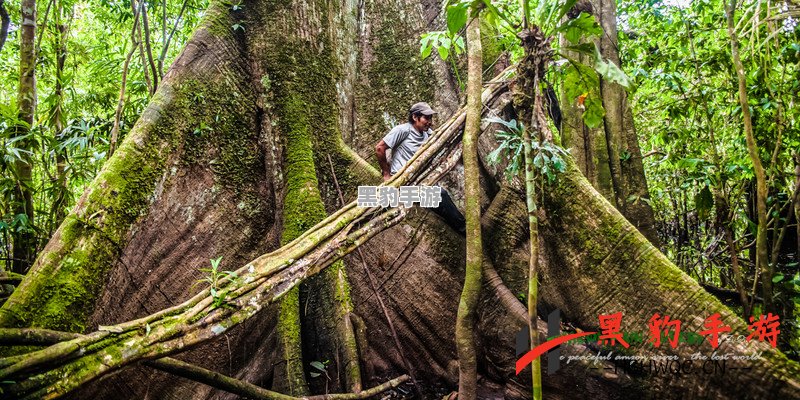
[383,122,431,175]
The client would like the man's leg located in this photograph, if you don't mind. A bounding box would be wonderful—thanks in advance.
[431,188,466,237]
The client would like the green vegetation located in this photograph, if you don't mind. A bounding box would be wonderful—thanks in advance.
[0,0,207,273]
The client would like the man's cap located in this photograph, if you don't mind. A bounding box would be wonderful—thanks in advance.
[409,102,437,116]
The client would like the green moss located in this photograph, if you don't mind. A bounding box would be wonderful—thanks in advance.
[251,1,363,390]
[480,18,504,75]
[202,0,243,38]
[355,0,437,149]
[0,70,260,333]
[277,286,307,396]
[0,92,175,331]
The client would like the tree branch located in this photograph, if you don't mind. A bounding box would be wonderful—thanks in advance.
[325,154,416,395]
[0,328,408,400]
[157,0,189,76]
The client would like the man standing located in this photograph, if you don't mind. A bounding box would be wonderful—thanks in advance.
[375,102,466,236]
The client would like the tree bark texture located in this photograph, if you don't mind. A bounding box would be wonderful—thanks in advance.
[12,0,37,274]
[455,12,482,400]
[0,0,9,54]
[1,1,798,399]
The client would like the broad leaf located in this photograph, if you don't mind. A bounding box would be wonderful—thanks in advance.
[310,361,326,371]
[446,3,469,35]
[592,44,632,88]
[438,45,449,60]
[694,185,713,221]
[583,95,605,128]
[557,12,602,44]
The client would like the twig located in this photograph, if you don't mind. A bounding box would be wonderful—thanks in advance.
[642,149,665,158]
[157,0,189,76]
[0,328,408,400]
[140,0,161,85]
[110,5,143,157]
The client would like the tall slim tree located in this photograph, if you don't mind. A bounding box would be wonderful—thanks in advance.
[725,0,772,313]
[13,0,37,273]
[0,0,10,53]
[456,5,483,399]
[48,1,70,234]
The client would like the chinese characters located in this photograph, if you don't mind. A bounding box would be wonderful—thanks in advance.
[357,186,442,208]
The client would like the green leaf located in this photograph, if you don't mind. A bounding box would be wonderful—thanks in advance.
[487,144,506,166]
[592,44,632,88]
[533,152,544,168]
[551,155,565,172]
[421,42,433,59]
[440,36,452,49]
[557,12,602,44]
[310,361,326,371]
[772,275,784,283]
[446,3,469,35]
[563,59,599,102]
[565,42,596,56]
[310,372,321,378]
[438,45,449,60]
[484,116,521,132]
[454,36,465,54]
[694,185,713,221]
[583,95,605,128]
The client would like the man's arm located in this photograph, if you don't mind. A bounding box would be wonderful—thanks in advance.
[375,139,392,181]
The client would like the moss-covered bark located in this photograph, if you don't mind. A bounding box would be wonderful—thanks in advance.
[11,0,36,274]
[536,157,800,398]
[249,0,366,393]
[455,12,483,400]
[0,4,260,331]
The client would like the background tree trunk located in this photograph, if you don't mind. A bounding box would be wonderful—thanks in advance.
[560,0,660,246]
[0,0,9,53]
[12,0,37,274]
[455,11,483,399]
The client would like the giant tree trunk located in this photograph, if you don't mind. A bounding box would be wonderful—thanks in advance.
[1,1,798,399]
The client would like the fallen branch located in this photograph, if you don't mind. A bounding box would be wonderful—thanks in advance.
[0,328,407,400]
[0,272,23,284]
[151,357,409,400]
[326,155,416,394]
